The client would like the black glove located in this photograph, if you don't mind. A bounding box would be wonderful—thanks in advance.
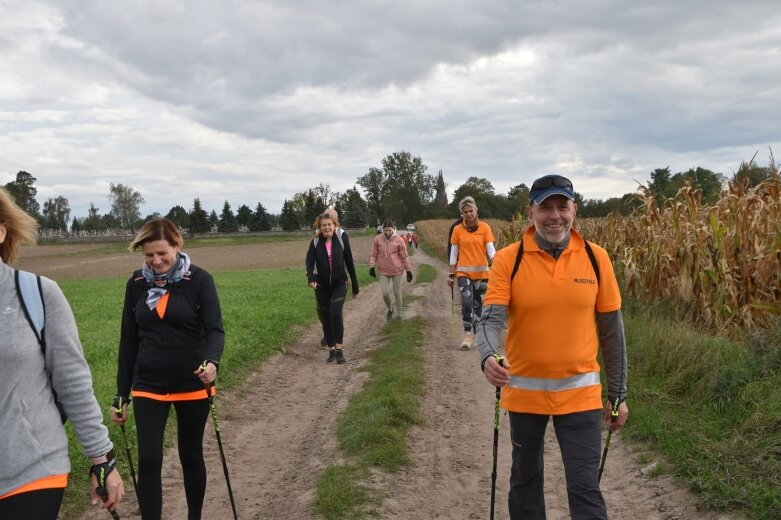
[369,266,376,278]
[406,271,413,283]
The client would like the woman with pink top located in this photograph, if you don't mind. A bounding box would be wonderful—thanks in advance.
[306,213,359,363]
[369,220,413,321]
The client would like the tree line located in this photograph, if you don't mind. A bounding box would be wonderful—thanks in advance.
[4,150,775,235]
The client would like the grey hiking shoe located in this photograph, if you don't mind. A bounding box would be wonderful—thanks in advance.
[334,349,346,364]
[327,349,336,362]
[386,310,393,322]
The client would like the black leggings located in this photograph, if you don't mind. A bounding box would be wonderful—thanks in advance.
[0,488,64,520]
[134,397,210,520]
[315,283,347,346]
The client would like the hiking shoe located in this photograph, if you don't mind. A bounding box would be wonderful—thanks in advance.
[334,349,346,364]
[386,310,393,322]
[461,332,474,350]
[327,349,336,363]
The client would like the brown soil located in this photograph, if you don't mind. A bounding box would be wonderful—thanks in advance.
[50,240,737,520]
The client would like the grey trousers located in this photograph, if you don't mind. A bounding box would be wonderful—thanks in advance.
[380,274,403,318]
[456,276,487,331]
[508,410,607,520]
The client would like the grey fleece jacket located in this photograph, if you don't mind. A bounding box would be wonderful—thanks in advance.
[0,260,113,496]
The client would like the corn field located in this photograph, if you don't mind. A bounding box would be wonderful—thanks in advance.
[417,163,781,331]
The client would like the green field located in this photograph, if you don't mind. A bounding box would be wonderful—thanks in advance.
[58,265,373,516]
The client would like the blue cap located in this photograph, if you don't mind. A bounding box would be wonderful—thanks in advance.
[530,175,574,204]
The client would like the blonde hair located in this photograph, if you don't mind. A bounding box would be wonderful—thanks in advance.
[129,218,184,252]
[458,196,477,212]
[0,187,39,264]
[313,212,335,233]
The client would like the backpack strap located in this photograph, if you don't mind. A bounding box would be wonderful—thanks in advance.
[509,239,601,285]
[15,269,45,346]
[509,240,524,284]
[583,240,601,285]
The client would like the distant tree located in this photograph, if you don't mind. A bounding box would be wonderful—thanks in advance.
[280,199,300,231]
[312,183,337,208]
[236,204,253,228]
[507,183,530,215]
[733,159,772,187]
[80,203,106,232]
[217,202,237,232]
[250,202,272,231]
[379,151,436,225]
[648,167,673,204]
[451,176,510,219]
[143,212,162,223]
[4,171,40,216]
[434,170,448,207]
[42,195,70,230]
[70,216,80,233]
[303,190,326,228]
[209,210,219,231]
[676,167,724,204]
[166,205,190,229]
[357,167,384,225]
[188,198,210,234]
[340,187,368,228]
[109,183,145,229]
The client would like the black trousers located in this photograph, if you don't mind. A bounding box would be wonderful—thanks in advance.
[0,488,63,520]
[134,397,210,520]
[508,410,607,520]
[315,283,347,346]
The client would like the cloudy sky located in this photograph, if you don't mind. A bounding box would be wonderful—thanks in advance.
[1,1,779,218]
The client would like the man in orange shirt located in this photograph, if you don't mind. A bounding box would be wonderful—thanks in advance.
[474,175,628,520]
[448,196,496,349]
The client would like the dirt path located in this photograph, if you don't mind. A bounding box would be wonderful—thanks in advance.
[76,245,736,520]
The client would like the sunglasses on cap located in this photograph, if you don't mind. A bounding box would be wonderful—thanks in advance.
[531,175,572,191]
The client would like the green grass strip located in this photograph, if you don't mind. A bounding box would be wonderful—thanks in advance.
[312,464,381,520]
[57,266,374,516]
[622,305,781,520]
[414,263,436,284]
[314,316,426,519]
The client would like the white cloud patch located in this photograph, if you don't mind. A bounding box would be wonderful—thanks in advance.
[1,0,779,217]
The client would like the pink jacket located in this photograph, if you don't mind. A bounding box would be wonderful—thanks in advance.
[369,233,412,276]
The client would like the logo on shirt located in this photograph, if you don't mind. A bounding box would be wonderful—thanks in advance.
[573,278,596,285]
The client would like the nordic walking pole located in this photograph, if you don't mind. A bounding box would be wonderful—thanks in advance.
[450,275,458,342]
[490,355,504,520]
[112,395,138,498]
[598,397,620,483]
[202,368,238,520]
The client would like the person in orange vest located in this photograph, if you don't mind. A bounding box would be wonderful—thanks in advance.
[474,174,628,520]
[447,196,495,349]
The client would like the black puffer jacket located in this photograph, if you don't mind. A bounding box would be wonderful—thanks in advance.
[116,264,225,398]
[305,232,359,294]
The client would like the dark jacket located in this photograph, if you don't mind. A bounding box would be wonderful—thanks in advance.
[116,264,225,398]
[305,232,359,294]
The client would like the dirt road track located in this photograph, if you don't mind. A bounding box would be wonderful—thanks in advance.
[68,242,736,520]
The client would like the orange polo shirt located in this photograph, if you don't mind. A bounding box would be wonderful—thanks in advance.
[451,221,495,280]
[484,226,621,415]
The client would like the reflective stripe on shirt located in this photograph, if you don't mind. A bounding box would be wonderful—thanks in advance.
[458,265,490,272]
[508,371,600,392]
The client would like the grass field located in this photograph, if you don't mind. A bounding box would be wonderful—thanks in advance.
[58,265,373,516]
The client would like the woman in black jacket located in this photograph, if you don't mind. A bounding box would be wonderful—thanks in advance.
[111,218,224,520]
[306,212,359,364]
